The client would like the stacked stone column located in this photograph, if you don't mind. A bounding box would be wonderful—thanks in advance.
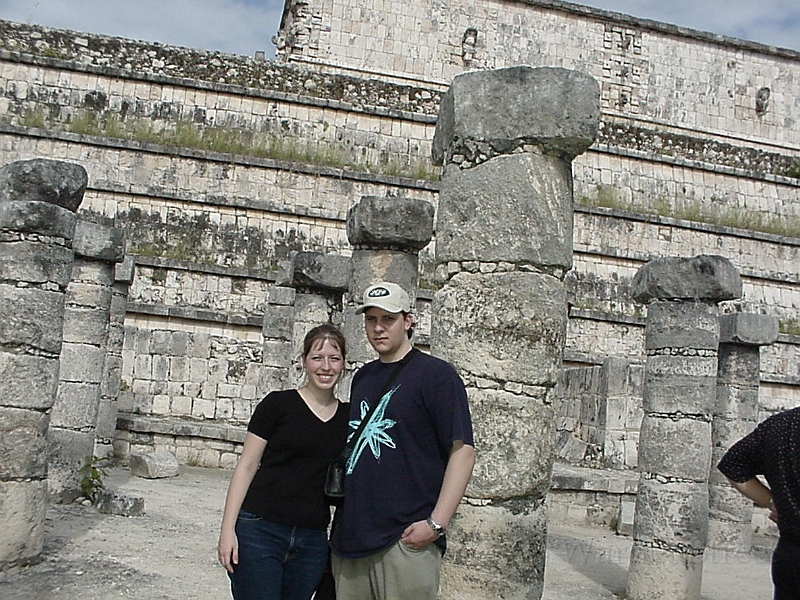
[48,219,125,500]
[342,196,434,365]
[286,251,350,386]
[627,255,742,600]
[0,158,87,569]
[95,255,135,459]
[707,312,779,551]
[430,66,600,600]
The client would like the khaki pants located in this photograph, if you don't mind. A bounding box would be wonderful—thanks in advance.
[331,540,442,600]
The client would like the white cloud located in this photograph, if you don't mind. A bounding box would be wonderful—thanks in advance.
[580,0,800,51]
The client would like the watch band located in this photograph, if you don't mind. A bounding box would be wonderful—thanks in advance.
[427,516,445,536]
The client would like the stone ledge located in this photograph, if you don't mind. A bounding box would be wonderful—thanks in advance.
[116,412,246,444]
[127,303,263,328]
[551,462,640,495]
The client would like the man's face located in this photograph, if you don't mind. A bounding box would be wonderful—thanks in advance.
[364,307,412,360]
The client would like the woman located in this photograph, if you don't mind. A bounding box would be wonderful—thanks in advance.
[218,323,348,600]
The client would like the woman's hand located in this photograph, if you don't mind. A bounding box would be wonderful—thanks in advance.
[218,528,239,573]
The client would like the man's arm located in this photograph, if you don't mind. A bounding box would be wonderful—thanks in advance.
[726,476,778,522]
[401,441,476,549]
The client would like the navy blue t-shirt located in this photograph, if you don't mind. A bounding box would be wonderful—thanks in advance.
[241,389,348,530]
[329,350,474,558]
[718,406,800,543]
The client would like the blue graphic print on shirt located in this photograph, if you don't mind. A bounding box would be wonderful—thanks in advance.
[346,385,399,474]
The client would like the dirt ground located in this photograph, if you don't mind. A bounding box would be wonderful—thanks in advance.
[0,465,775,600]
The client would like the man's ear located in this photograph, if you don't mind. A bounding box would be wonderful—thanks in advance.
[403,313,414,330]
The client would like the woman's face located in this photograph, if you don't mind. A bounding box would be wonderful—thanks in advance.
[303,338,345,392]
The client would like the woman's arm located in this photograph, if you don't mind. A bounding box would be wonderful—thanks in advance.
[218,432,267,572]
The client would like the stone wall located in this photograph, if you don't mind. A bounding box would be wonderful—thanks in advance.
[0,14,797,499]
[277,0,800,148]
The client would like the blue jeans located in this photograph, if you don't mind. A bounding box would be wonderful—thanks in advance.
[229,510,329,600]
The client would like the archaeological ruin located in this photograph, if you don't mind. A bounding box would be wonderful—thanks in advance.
[0,0,798,597]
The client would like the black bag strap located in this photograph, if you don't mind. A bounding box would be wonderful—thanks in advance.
[341,348,417,460]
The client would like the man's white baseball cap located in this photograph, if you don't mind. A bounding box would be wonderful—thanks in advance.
[356,282,412,314]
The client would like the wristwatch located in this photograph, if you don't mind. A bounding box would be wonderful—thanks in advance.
[427,517,445,537]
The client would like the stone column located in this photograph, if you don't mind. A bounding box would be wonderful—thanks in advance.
[95,255,135,459]
[627,255,742,600]
[707,312,779,551]
[343,196,434,365]
[0,158,87,569]
[48,219,125,500]
[430,66,600,600]
[284,251,350,387]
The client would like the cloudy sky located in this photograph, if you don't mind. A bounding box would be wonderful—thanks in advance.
[0,0,798,58]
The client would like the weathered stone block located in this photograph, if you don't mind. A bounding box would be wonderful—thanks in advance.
[713,384,759,421]
[349,249,419,301]
[436,154,573,267]
[706,518,752,553]
[0,407,49,479]
[73,219,125,262]
[94,489,145,516]
[0,286,65,354]
[58,343,106,383]
[642,355,717,414]
[129,451,180,479]
[710,419,754,454]
[65,280,114,308]
[433,66,600,164]
[267,285,296,306]
[0,158,87,210]
[62,307,110,345]
[0,351,60,410]
[638,415,711,480]
[293,294,331,326]
[643,301,720,350]
[602,357,642,397]
[719,312,779,346]
[0,240,74,287]
[263,304,294,341]
[467,388,553,499]
[346,196,434,249]
[432,272,566,385]
[51,381,101,429]
[290,251,350,291]
[626,542,703,600]
[633,479,708,550]
[716,345,761,384]
[46,427,95,499]
[0,480,47,565]
[440,500,547,600]
[261,339,293,368]
[631,255,742,303]
[0,199,76,238]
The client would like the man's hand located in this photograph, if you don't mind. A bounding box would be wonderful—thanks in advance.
[400,519,439,550]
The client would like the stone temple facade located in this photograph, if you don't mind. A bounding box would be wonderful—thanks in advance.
[0,0,797,591]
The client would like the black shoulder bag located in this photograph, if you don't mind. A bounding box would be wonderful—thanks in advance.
[324,348,417,502]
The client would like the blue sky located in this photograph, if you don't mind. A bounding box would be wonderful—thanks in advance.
[0,0,798,58]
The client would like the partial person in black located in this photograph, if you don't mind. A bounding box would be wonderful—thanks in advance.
[217,324,348,600]
[718,406,800,600]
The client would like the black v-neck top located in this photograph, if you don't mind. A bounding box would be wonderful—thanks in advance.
[241,389,348,529]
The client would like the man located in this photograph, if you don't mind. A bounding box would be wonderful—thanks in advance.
[330,281,475,600]
[718,406,800,600]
